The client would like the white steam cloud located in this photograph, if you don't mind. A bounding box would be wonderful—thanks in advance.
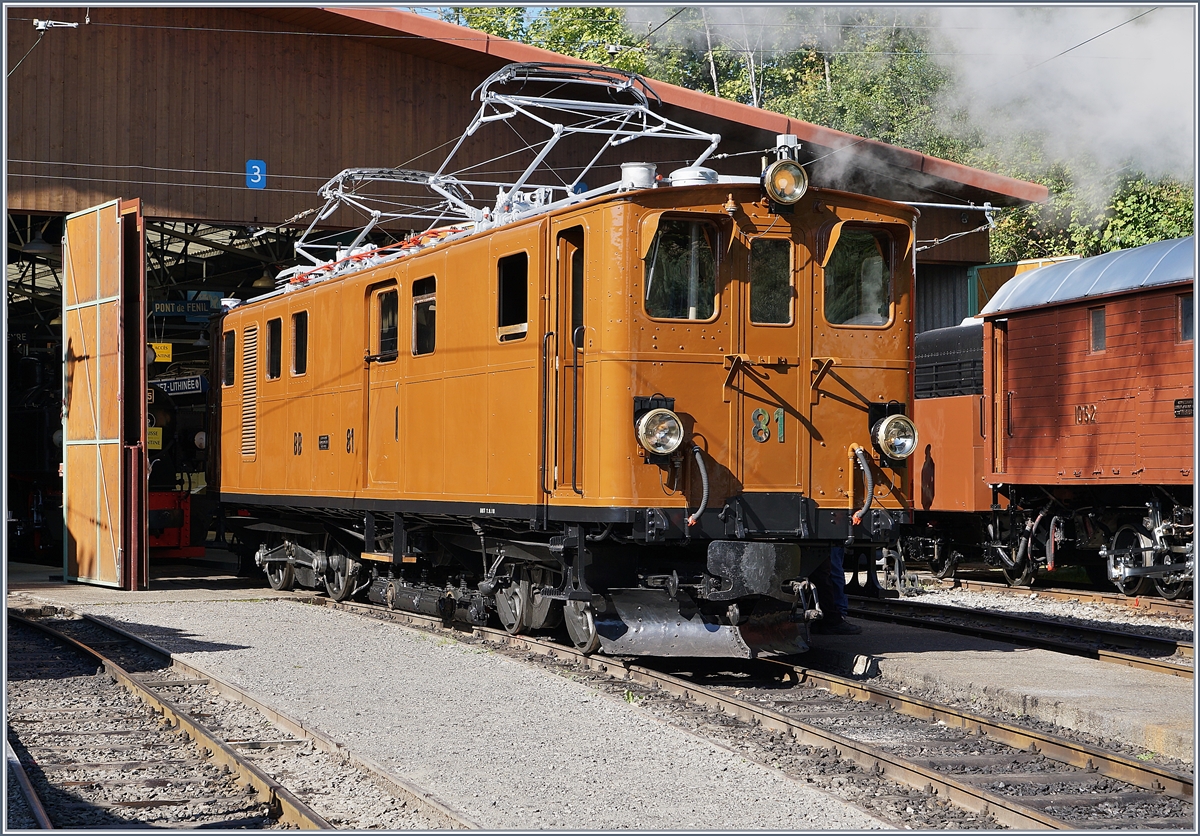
[624,4,1196,182]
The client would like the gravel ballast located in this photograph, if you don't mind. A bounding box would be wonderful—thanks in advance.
[77,599,889,831]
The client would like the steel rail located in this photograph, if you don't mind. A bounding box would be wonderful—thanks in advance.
[847,596,1193,678]
[928,575,1194,617]
[755,659,1193,803]
[76,613,478,831]
[298,597,1075,830]
[8,613,333,831]
[6,739,54,829]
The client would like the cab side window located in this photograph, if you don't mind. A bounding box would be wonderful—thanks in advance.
[379,290,399,356]
[222,330,236,385]
[497,253,528,341]
[413,277,436,356]
[292,311,308,375]
[266,318,282,380]
[824,229,892,326]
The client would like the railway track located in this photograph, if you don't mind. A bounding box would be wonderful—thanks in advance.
[5,610,473,830]
[926,574,1194,617]
[297,595,1194,830]
[846,596,1194,679]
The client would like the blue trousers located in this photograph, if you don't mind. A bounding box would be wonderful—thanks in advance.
[829,545,849,618]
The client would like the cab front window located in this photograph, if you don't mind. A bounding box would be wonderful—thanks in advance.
[824,228,892,326]
[644,219,717,320]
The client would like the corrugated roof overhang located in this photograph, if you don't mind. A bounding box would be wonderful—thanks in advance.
[254,7,1047,208]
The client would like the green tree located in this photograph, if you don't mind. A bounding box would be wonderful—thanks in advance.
[439,7,529,42]
[441,7,647,73]
[989,171,1195,263]
[527,7,647,73]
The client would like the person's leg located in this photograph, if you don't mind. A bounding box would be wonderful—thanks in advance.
[808,551,861,635]
[830,545,849,619]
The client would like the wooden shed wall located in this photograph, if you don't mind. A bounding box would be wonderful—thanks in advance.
[6,7,712,227]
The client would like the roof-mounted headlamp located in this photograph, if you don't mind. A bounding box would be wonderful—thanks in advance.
[762,159,809,205]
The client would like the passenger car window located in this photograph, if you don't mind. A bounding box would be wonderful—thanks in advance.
[750,238,792,325]
[1180,293,1193,342]
[824,229,892,326]
[413,277,436,356]
[644,219,717,320]
[1090,307,1106,352]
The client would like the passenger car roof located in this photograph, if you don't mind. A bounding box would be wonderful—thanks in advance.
[980,236,1195,316]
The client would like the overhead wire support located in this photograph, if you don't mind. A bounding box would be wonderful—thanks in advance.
[284,61,727,291]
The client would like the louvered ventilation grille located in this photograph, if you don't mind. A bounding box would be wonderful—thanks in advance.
[241,326,258,456]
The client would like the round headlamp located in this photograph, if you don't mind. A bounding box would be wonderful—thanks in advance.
[636,408,685,455]
[872,414,918,460]
[762,159,809,205]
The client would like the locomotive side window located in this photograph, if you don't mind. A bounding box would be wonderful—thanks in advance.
[413,277,436,356]
[644,219,717,321]
[824,229,891,326]
[292,311,308,375]
[1180,293,1193,342]
[222,330,235,386]
[497,253,529,341]
[1090,307,1106,352]
[266,318,282,380]
[379,290,399,357]
[750,238,792,324]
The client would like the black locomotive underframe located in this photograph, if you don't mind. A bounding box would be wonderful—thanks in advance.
[222,490,906,548]
[995,483,1189,543]
[223,490,908,611]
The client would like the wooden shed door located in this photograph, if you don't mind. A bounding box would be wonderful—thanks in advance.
[62,199,147,589]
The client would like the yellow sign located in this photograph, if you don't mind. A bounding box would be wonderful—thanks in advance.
[151,342,173,362]
[147,427,163,450]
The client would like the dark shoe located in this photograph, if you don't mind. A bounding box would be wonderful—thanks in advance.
[811,618,862,636]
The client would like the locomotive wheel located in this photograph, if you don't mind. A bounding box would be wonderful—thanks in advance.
[1153,550,1191,600]
[563,600,600,655]
[265,561,295,591]
[929,549,960,580]
[1154,576,1191,600]
[324,547,359,602]
[1001,556,1037,588]
[1110,525,1151,598]
[495,582,528,635]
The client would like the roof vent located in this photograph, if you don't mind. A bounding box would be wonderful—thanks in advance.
[621,162,657,190]
[669,166,718,187]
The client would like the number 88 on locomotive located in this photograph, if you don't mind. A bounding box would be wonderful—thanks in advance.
[215,64,920,658]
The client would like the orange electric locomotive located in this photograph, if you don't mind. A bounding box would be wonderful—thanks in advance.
[214,64,920,656]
